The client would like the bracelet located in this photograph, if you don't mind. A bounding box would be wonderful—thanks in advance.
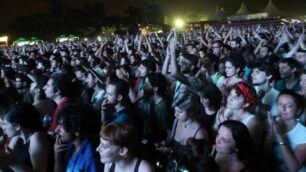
[278,142,287,145]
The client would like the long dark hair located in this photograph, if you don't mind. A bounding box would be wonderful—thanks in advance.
[219,120,255,170]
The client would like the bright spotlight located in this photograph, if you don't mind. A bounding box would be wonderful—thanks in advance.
[174,19,185,28]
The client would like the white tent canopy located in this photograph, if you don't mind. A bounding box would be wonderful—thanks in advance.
[263,0,283,17]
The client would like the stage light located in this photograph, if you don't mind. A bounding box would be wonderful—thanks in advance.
[174,18,185,29]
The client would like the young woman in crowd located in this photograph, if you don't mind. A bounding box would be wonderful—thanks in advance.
[162,93,208,149]
[219,55,245,95]
[265,89,306,172]
[214,82,263,150]
[197,82,223,141]
[213,120,256,172]
[96,122,154,172]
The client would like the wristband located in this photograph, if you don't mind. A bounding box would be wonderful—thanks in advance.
[278,142,287,145]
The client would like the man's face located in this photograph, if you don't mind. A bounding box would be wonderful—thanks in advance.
[36,62,44,70]
[30,82,37,94]
[15,78,23,90]
[259,47,269,59]
[251,68,268,85]
[75,71,85,81]
[104,84,118,105]
[296,52,306,66]
[136,64,148,78]
[279,63,294,79]
[212,43,221,57]
[178,56,193,74]
[230,41,239,49]
[55,120,75,144]
[44,79,55,99]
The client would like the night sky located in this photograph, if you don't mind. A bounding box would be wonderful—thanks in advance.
[0,0,305,30]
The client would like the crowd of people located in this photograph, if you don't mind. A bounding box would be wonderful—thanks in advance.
[0,21,305,172]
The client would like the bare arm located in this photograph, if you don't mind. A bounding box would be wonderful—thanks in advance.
[29,133,50,172]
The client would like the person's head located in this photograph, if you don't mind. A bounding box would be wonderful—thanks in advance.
[230,39,240,50]
[55,104,100,144]
[258,45,272,59]
[143,73,168,97]
[197,82,222,111]
[28,72,47,98]
[14,73,31,90]
[136,59,156,78]
[277,89,303,120]
[2,103,43,138]
[278,58,300,79]
[96,122,140,163]
[199,48,207,59]
[215,58,226,75]
[227,82,257,112]
[105,79,130,106]
[36,58,50,71]
[44,73,81,100]
[119,56,129,66]
[74,65,87,82]
[179,53,198,74]
[129,53,140,66]
[51,56,62,69]
[1,67,15,80]
[300,69,306,91]
[224,55,245,78]
[172,93,200,122]
[295,49,306,67]
[201,53,218,72]
[212,40,224,57]
[251,62,274,85]
[169,138,219,172]
[85,72,95,88]
[216,120,253,163]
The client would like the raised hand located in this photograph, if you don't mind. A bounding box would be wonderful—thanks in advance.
[54,135,67,159]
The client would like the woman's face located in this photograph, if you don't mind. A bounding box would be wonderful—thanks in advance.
[300,74,306,90]
[225,61,237,77]
[174,106,189,122]
[129,55,136,65]
[277,94,299,121]
[120,58,127,66]
[215,126,236,154]
[218,63,225,74]
[200,96,210,108]
[226,89,246,110]
[2,119,18,138]
[96,138,122,163]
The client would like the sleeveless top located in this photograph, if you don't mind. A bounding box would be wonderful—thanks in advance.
[242,114,256,126]
[169,120,203,148]
[109,159,142,172]
[13,137,32,168]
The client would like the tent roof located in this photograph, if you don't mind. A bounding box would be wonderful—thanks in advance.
[263,0,283,17]
[210,6,226,21]
[235,3,251,15]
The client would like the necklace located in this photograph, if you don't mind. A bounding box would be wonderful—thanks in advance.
[184,121,193,128]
